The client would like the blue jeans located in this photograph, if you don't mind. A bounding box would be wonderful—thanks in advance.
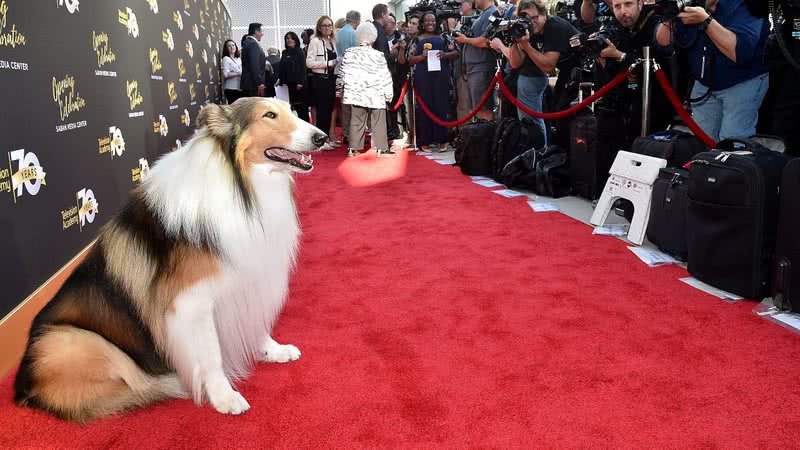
[516,74,548,145]
[691,73,769,142]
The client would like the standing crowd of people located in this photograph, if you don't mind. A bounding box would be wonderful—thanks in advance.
[219,0,783,157]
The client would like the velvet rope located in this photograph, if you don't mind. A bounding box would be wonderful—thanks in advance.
[388,78,410,112]
[654,68,718,149]
[496,67,635,120]
[413,72,499,127]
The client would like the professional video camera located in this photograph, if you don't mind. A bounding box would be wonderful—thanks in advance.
[568,25,618,60]
[484,14,532,46]
[452,15,478,38]
[404,0,462,22]
[554,0,578,23]
[653,0,707,21]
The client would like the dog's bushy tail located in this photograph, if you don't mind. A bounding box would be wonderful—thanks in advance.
[15,325,187,423]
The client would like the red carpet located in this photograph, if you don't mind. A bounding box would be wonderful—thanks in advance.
[2,148,800,447]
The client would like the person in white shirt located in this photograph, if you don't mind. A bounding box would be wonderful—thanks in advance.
[306,16,339,150]
[221,39,243,104]
[338,22,395,157]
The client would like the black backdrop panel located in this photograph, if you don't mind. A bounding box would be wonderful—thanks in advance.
[0,0,231,318]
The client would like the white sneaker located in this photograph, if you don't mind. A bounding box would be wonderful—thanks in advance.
[320,142,336,151]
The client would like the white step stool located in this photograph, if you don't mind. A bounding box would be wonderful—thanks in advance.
[589,151,667,245]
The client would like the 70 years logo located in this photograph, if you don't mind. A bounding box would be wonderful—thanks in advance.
[1,149,47,203]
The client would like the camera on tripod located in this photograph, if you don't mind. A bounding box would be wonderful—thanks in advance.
[568,25,618,60]
[653,0,707,21]
[484,14,532,46]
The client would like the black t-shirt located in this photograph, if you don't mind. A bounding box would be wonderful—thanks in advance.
[519,16,578,78]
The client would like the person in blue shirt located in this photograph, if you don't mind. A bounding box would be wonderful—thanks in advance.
[455,0,499,121]
[664,0,770,142]
[335,10,361,144]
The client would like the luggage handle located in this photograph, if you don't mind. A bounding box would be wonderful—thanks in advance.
[774,258,793,311]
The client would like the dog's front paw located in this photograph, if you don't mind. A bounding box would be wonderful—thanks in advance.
[208,388,250,415]
[262,343,301,363]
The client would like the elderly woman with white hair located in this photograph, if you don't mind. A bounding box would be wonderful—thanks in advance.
[337,22,395,157]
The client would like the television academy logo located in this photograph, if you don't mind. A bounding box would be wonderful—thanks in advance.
[150,48,163,80]
[1,149,46,203]
[204,85,209,102]
[131,158,150,182]
[173,11,183,30]
[181,109,190,126]
[118,7,139,38]
[162,28,174,50]
[193,23,199,40]
[189,84,196,104]
[185,40,193,58]
[153,115,168,136]
[201,48,207,64]
[146,0,158,14]
[195,62,201,80]
[57,0,79,14]
[205,34,211,50]
[109,126,125,157]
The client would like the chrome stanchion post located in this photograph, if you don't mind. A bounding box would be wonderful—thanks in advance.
[641,46,652,137]
[407,69,419,150]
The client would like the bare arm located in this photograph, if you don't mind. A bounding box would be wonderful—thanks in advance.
[581,0,597,25]
[678,7,738,63]
[518,39,559,74]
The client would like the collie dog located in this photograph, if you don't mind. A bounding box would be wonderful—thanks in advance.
[14,98,326,422]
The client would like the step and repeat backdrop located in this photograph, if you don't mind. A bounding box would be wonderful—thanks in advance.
[0,0,231,318]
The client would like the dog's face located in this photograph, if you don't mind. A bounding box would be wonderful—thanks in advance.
[198,97,326,174]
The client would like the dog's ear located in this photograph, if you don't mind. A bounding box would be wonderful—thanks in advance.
[197,104,233,138]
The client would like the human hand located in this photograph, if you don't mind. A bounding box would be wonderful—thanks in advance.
[489,38,505,52]
[515,29,530,45]
[455,34,467,44]
[677,7,710,26]
[598,39,621,60]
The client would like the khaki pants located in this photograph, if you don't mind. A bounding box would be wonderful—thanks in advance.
[349,105,388,151]
[341,103,352,142]
[456,75,471,130]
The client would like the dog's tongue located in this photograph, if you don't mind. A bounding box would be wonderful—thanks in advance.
[266,148,312,167]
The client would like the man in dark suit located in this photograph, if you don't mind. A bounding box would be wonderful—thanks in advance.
[241,23,267,97]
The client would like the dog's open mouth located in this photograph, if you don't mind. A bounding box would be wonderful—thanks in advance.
[264,148,313,171]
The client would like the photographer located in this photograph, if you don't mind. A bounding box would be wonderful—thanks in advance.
[589,0,673,137]
[455,0,499,121]
[581,0,616,28]
[668,0,770,142]
[490,0,578,143]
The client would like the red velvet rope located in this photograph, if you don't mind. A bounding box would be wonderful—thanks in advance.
[654,68,718,149]
[413,72,499,127]
[496,67,635,120]
[388,79,410,112]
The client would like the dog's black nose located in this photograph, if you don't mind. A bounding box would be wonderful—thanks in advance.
[312,132,327,147]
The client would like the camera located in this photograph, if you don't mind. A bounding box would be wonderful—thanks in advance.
[654,0,707,21]
[452,15,477,38]
[405,0,462,22]
[484,14,532,46]
[568,25,618,59]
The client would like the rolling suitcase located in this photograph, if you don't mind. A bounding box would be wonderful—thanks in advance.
[646,168,690,260]
[687,137,790,299]
[569,111,626,200]
[773,158,800,312]
[455,120,497,176]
